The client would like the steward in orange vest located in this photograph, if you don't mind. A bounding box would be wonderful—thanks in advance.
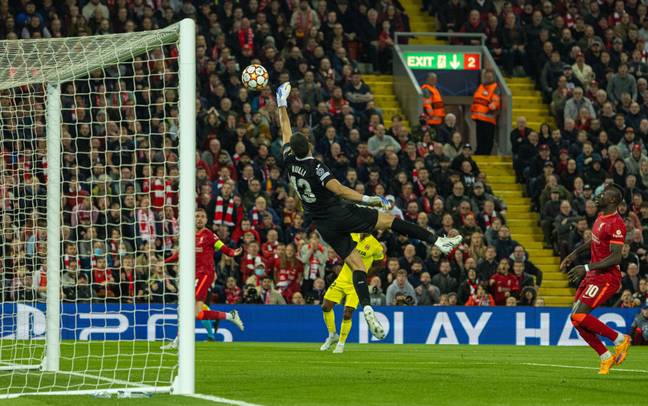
[421,73,445,126]
[471,70,501,155]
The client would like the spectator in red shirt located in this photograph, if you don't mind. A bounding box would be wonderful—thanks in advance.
[92,256,116,299]
[274,243,304,303]
[489,259,520,305]
[225,276,242,304]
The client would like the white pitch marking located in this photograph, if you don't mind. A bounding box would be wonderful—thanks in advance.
[185,393,266,406]
[522,362,648,374]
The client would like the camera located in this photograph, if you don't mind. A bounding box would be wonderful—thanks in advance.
[242,285,261,304]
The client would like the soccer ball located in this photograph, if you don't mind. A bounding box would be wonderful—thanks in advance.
[241,64,269,91]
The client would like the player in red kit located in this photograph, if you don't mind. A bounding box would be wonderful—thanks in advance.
[161,208,244,350]
[561,185,631,374]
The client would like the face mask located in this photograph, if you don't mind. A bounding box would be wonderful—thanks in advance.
[254,268,265,276]
[94,248,102,256]
[119,250,126,256]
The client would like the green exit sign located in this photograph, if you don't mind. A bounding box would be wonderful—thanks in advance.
[404,52,481,70]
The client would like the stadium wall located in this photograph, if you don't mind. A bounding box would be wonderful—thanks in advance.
[1,304,639,346]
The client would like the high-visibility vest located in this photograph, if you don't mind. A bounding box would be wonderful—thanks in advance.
[421,83,445,125]
[471,82,500,125]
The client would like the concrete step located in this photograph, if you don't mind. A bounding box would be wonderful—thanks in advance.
[541,272,569,280]
[542,280,570,288]
[472,156,513,163]
[487,175,517,183]
[539,287,573,296]
[526,248,554,257]
[484,167,516,175]
[542,296,574,306]
[374,95,398,103]
[512,90,544,97]
[512,99,546,107]
[507,219,538,228]
[508,83,537,91]
[508,212,539,221]
[506,205,533,213]
[366,83,395,93]
[533,257,560,265]
[514,241,544,250]
[489,183,525,192]
[500,196,531,205]
[507,77,535,84]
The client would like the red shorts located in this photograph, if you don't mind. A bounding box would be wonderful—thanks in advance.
[574,272,621,309]
[195,272,215,303]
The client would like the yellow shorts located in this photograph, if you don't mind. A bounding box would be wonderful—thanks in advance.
[323,278,359,309]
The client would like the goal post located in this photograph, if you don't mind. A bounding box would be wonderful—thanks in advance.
[0,18,196,397]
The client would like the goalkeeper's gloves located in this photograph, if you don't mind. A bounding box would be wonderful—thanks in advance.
[276,82,291,108]
[362,195,393,211]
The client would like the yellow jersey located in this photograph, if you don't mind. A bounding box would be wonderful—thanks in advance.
[336,234,384,285]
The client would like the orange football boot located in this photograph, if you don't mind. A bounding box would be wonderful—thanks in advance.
[598,356,615,375]
[614,334,631,366]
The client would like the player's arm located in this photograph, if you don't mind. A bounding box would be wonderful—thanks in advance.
[214,239,242,257]
[560,240,591,271]
[567,242,623,282]
[276,82,292,146]
[278,103,292,146]
[588,242,623,272]
[325,178,390,209]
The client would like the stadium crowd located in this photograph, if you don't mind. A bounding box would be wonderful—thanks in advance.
[0,0,643,324]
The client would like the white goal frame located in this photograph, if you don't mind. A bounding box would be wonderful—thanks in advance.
[0,18,196,398]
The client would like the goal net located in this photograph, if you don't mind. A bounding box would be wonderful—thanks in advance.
[0,20,196,397]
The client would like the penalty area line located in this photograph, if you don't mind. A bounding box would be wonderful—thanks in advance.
[184,393,265,406]
[522,362,648,374]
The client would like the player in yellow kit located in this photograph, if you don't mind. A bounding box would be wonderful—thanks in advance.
[320,233,385,353]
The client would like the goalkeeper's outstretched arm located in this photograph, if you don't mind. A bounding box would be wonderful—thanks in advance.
[276,82,292,145]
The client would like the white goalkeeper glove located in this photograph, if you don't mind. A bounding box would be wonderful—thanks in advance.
[362,195,393,211]
[276,82,291,108]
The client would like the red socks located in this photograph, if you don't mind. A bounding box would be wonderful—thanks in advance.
[571,313,620,355]
[197,310,228,321]
[574,325,607,355]
[573,313,619,341]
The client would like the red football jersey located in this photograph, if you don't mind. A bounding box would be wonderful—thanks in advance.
[490,273,520,305]
[196,228,217,275]
[590,211,626,276]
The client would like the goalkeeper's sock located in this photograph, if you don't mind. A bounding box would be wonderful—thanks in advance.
[197,310,229,321]
[339,319,352,344]
[391,218,436,244]
[323,309,336,336]
[352,271,371,307]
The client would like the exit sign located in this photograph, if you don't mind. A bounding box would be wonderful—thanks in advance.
[404,52,481,70]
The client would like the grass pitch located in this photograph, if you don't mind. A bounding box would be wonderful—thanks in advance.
[4,342,647,406]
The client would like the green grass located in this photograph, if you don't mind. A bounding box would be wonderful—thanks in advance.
[3,342,647,406]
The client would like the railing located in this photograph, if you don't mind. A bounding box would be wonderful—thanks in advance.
[394,31,487,46]
[391,32,512,155]
[393,46,423,126]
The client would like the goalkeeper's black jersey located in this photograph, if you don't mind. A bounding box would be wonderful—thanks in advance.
[282,144,340,215]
